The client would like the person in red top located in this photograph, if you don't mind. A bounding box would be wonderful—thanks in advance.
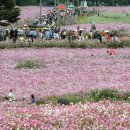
[101,31,105,36]
[107,34,111,42]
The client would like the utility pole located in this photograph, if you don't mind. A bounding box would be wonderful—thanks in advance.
[67,0,69,7]
[40,0,42,20]
[55,0,56,8]
[113,0,114,6]
[65,0,67,6]
[76,0,79,7]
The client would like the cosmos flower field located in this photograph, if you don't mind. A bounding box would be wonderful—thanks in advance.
[1,101,130,129]
[0,6,130,129]
[0,48,130,99]
[0,48,130,129]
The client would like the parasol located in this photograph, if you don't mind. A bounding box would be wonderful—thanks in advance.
[68,4,75,10]
[57,4,66,10]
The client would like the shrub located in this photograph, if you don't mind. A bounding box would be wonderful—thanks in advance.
[36,98,47,105]
[106,40,130,48]
[0,40,130,49]
[15,60,45,69]
[58,98,70,105]
[69,42,79,48]
[0,8,20,23]
[88,89,120,102]
[36,89,130,105]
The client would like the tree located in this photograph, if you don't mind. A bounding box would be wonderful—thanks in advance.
[2,0,15,9]
[0,0,20,23]
[14,0,130,6]
[16,0,38,6]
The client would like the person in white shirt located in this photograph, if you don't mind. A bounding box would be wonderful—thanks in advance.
[7,89,16,102]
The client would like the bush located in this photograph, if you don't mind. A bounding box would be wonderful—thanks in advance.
[58,98,70,105]
[106,40,130,48]
[44,41,69,48]
[15,60,45,69]
[0,8,20,23]
[88,89,120,102]
[36,89,130,105]
[0,40,130,49]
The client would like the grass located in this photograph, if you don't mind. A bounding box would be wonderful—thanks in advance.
[1,39,130,49]
[78,11,130,24]
[15,60,45,69]
[36,89,130,105]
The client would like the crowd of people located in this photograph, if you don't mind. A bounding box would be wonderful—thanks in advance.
[0,7,129,44]
[1,25,129,44]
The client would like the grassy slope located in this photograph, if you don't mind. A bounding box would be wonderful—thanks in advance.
[78,11,130,24]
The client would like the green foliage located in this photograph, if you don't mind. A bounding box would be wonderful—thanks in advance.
[0,0,20,23]
[16,0,54,6]
[58,98,70,105]
[106,40,130,48]
[36,98,47,105]
[15,0,130,6]
[16,0,38,6]
[1,0,15,9]
[78,12,130,24]
[43,41,69,48]
[0,8,20,22]
[0,40,130,49]
[15,60,45,69]
[34,87,130,105]
[88,0,129,6]
[36,89,130,105]
[88,89,120,102]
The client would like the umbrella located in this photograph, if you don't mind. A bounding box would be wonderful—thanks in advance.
[67,8,73,11]
[68,4,75,11]
[79,28,84,31]
[57,4,66,10]
[104,30,109,33]
[68,4,74,9]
